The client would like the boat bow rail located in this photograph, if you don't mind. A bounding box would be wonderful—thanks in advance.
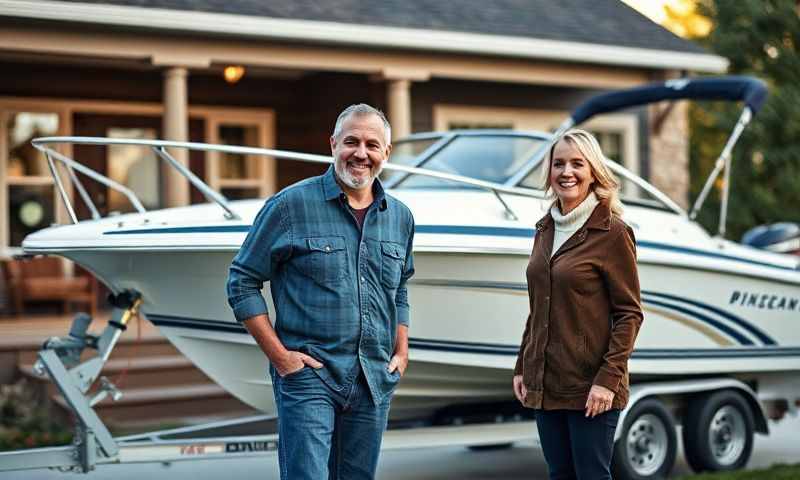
[31,136,546,226]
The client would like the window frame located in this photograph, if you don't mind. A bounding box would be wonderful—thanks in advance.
[0,97,275,255]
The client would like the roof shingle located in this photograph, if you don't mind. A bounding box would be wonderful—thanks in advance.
[55,0,707,54]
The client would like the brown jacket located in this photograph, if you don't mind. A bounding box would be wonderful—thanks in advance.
[514,202,643,410]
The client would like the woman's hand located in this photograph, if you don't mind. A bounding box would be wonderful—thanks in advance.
[585,384,615,418]
[513,375,527,403]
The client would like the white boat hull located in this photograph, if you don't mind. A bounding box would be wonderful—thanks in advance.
[57,216,800,418]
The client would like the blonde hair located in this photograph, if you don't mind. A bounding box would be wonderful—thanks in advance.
[542,128,623,216]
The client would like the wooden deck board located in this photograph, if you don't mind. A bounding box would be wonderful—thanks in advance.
[0,311,163,351]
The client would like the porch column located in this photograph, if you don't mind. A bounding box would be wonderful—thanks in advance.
[378,69,430,142]
[162,66,190,208]
[387,79,411,141]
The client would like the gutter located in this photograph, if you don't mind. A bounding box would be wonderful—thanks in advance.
[0,0,728,73]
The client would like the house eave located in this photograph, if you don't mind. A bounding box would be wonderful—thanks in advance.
[0,0,729,73]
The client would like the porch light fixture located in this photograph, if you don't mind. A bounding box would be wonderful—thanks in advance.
[224,65,245,84]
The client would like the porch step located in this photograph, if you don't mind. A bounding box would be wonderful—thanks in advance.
[16,335,180,365]
[52,383,257,429]
[4,313,258,432]
[19,354,209,393]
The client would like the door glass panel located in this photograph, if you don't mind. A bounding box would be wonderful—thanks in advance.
[219,125,259,179]
[107,128,160,212]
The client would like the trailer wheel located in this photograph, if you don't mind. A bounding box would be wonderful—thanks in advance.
[683,390,754,473]
[612,398,677,480]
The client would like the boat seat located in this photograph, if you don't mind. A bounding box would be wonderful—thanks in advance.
[2,257,98,318]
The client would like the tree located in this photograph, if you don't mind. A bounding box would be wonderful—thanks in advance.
[690,0,800,240]
[663,0,712,38]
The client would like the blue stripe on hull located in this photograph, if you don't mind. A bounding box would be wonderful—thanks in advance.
[643,290,776,345]
[412,281,770,347]
[105,225,251,235]
[104,224,797,272]
[415,225,535,238]
[642,297,755,345]
[148,314,247,334]
[145,314,799,359]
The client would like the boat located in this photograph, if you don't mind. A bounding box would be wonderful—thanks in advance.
[742,222,800,255]
[21,76,800,425]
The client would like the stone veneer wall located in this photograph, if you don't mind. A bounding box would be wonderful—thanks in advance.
[648,100,690,209]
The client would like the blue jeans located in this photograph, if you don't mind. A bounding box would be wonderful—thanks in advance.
[271,366,392,480]
[535,409,621,480]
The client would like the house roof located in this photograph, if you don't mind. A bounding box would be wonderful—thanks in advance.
[57,0,706,53]
[0,0,727,72]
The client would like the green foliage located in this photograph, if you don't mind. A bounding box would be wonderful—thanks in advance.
[690,0,800,240]
[676,463,800,479]
[0,379,72,451]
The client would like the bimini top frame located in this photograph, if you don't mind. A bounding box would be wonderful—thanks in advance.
[506,75,768,238]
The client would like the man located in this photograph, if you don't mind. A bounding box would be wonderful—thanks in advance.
[226,103,414,480]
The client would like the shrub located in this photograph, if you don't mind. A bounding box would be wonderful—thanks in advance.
[0,378,72,451]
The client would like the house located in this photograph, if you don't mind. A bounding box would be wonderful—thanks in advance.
[0,0,726,256]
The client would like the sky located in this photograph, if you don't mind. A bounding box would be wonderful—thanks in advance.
[620,0,712,38]
[620,0,670,24]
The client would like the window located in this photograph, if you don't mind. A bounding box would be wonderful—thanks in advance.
[5,111,59,247]
[204,114,275,200]
[592,130,623,164]
[0,102,276,253]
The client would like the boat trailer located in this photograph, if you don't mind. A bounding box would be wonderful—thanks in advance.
[0,291,537,474]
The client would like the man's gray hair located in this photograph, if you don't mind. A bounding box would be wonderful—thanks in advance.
[332,103,392,144]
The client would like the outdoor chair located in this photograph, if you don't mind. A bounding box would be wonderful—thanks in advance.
[1,256,98,318]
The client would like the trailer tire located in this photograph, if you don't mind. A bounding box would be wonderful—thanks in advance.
[612,398,677,480]
[683,389,754,473]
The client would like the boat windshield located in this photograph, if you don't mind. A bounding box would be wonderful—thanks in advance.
[386,131,681,214]
[386,133,546,188]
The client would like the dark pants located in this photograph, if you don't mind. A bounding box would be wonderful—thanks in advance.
[271,366,391,480]
[535,409,620,480]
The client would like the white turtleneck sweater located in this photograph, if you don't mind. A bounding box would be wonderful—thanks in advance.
[550,192,600,258]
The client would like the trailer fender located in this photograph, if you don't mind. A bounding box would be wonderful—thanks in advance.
[615,378,768,442]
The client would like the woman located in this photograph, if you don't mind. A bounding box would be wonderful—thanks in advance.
[513,129,643,480]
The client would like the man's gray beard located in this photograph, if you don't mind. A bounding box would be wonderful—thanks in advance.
[334,159,383,189]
